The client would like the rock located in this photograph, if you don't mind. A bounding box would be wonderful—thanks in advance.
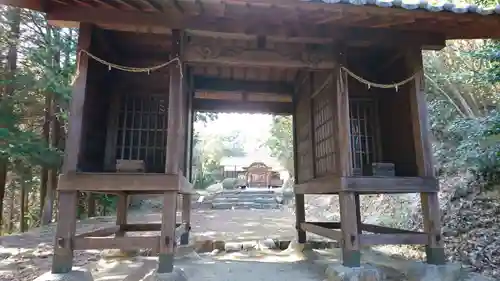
[257,238,278,250]
[33,267,94,281]
[464,272,496,281]
[405,262,462,281]
[325,264,385,281]
[100,249,139,260]
[143,267,187,281]
[175,246,200,260]
[224,242,245,252]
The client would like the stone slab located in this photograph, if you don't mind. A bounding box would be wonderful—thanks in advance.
[405,262,462,281]
[33,267,94,281]
[325,264,384,281]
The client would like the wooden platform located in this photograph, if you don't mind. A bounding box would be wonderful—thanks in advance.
[58,172,195,194]
[294,176,439,194]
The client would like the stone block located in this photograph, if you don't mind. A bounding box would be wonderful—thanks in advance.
[100,249,140,259]
[405,262,462,281]
[143,267,187,281]
[325,264,384,281]
[175,245,200,260]
[34,267,94,281]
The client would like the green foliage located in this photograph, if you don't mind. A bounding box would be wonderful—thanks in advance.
[191,121,247,189]
[221,178,240,189]
[470,40,500,84]
[264,115,294,174]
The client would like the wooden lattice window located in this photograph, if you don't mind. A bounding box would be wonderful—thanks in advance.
[116,94,168,173]
[313,92,335,177]
[349,98,379,175]
[296,98,313,182]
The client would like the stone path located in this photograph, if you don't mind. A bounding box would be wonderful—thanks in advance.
[92,248,326,281]
[0,208,298,281]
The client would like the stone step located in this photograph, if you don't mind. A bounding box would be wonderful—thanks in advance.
[212,197,278,204]
[219,190,276,195]
[215,193,277,199]
[216,194,277,199]
[211,202,281,210]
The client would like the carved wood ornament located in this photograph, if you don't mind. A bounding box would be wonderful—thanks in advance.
[184,37,336,69]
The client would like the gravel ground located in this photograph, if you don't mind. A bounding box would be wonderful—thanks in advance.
[92,248,326,281]
[0,208,299,281]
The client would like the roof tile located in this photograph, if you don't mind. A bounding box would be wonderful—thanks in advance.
[310,0,499,16]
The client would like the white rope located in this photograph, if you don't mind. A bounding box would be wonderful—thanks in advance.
[340,66,419,91]
[78,49,183,77]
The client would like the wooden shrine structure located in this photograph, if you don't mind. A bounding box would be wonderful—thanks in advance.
[244,162,281,188]
[4,0,500,275]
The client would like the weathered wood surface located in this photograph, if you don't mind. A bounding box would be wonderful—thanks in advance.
[51,23,93,274]
[294,175,438,194]
[406,49,444,264]
[184,37,335,69]
[58,173,195,193]
[39,2,500,41]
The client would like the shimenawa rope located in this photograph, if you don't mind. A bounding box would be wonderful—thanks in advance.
[340,66,419,91]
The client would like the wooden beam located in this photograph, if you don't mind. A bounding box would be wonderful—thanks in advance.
[360,233,428,245]
[300,222,343,241]
[294,174,343,194]
[193,99,293,114]
[122,223,160,232]
[58,173,191,192]
[308,222,342,229]
[360,224,423,234]
[345,176,439,193]
[45,6,451,48]
[185,38,335,69]
[72,0,94,8]
[294,175,438,194]
[92,0,118,9]
[0,0,43,11]
[73,236,160,250]
[140,0,163,12]
[193,76,293,94]
[75,226,120,238]
[112,0,140,10]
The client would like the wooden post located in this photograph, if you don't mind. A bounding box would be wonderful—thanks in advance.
[185,70,195,181]
[159,29,182,274]
[335,61,360,267]
[115,193,128,237]
[52,23,92,274]
[407,50,445,265]
[292,75,306,244]
[179,61,191,246]
[180,194,191,245]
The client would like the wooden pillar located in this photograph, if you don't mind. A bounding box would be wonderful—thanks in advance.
[180,194,191,245]
[407,50,444,265]
[115,193,128,237]
[335,61,361,267]
[103,93,121,171]
[52,23,93,274]
[159,29,183,274]
[179,68,191,245]
[292,74,306,244]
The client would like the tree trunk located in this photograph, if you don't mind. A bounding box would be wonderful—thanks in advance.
[7,185,15,233]
[20,181,26,232]
[39,94,51,223]
[0,7,21,234]
[87,193,96,217]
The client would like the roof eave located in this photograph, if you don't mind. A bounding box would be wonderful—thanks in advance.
[0,0,44,11]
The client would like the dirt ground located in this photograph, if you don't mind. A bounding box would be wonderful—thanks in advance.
[0,209,298,281]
